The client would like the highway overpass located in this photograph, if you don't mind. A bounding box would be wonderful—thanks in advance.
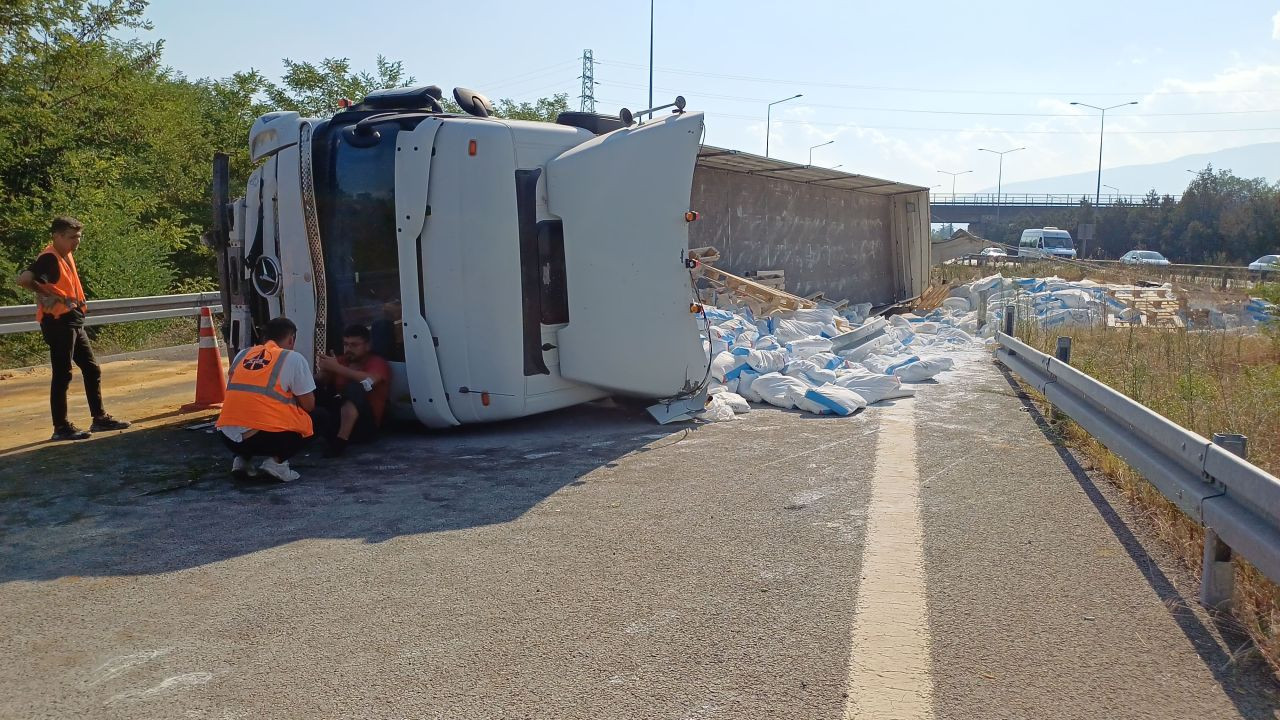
[931,192,1179,224]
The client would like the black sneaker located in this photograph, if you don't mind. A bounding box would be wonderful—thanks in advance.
[90,415,131,432]
[51,424,91,441]
[322,437,348,458]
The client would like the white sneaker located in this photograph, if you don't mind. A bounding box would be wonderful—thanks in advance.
[258,458,299,482]
[231,456,259,477]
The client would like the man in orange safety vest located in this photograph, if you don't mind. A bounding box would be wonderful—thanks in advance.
[16,216,131,441]
[216,316,317,482]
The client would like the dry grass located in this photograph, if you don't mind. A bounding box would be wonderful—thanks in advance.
[1018,323,1280,671]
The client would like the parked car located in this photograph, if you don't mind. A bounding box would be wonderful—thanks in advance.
[1247,254,1279,272]
[978,246,1008,257]
[1120,250,1171,266]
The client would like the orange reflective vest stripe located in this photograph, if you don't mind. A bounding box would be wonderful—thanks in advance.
[34,244,86,323]
[216,341,314,437]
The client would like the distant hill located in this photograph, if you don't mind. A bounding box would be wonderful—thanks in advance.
[979,142,1280,196]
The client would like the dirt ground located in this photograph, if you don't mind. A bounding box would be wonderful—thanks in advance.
[0,344,218,456]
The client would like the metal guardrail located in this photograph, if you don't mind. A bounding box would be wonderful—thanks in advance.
[994,326,1280,609]
[0,292,222,335]
[932,193,1181,207]
[1083,259,1272,290]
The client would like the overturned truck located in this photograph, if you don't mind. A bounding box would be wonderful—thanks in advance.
[210,86,708,427]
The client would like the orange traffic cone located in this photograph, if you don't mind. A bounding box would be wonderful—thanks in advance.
[182,306,226,410]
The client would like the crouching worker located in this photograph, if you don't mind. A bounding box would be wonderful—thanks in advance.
[216,317,316,482]
[312,324,390,457]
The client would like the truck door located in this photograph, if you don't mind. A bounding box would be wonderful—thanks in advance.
[545,111,708,398]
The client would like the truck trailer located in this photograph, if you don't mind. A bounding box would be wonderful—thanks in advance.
[210,85,710,428]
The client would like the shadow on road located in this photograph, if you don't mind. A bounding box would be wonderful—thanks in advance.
[998,365,1280,718]
[0,400,674,583]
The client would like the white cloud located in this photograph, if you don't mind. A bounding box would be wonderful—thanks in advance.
[1273,10,1280,39]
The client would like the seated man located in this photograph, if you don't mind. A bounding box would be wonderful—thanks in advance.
[313,323,391,457]
[216,317,316,482]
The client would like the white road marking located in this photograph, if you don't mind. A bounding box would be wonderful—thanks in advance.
[86,648,175,686]
[844,400,935,720]
[107,672,213,704]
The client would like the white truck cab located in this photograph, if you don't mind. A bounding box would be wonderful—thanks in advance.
[1017,227,1077,260]
[214,86,709,427]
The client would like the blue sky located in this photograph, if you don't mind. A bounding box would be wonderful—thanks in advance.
[140,1,1280,193]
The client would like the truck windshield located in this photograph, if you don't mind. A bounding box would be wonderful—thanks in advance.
[1044,235,1073,249]
[313,119,406,360]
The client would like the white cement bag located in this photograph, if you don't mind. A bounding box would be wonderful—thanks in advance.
[710,352,735,381]
[752,372,810,409]
[809,352,845,371]
[939,326,975,344]
[971,274,1003,294]
[942,296,972,313]
[833,369,914,403]
[737,370,763,403]
[701,393,738,422]
[787,336,834,358]
[746,349,788,373]
[795,384,868,416]
[754,335,781,351]
[790,308,839,326]
[864,354,913,375]
[783,359,838,386]
[1041,308,1097,328]
[731,329,760,349]
[773,318,829,343]
[719,391,751,414]
[1052,289,1095,310]
[892,357,954,382]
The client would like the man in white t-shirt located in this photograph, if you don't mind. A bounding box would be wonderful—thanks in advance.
[215,317,316,482]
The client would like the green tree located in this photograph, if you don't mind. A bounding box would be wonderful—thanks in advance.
[0,0,177,304]
[262,55,414,117]
[492,94,571,122]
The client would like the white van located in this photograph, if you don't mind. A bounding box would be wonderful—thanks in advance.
[1018,227,1077,259]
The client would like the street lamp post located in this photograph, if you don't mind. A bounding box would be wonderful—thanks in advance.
[648,0,654,111]
[1103,184,1120,196]
[937,169,972,198]
[977,147,1026,229]
[808,140,834,166]
[1071,101,1137,208]
[766,93,802,158]
[1070,100,1136,257]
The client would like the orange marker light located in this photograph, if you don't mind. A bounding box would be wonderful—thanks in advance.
[468,140,477,156]
[684,211,699,222]
[690,303,703,314]
[481,391,491,406]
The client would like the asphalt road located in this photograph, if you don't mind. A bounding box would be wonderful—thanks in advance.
[0,348,1276,719]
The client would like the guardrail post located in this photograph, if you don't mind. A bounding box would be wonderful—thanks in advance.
[977,292,988,330]
[1003,304,1015,336]
[1049,337,1072,422]
[1200,433,1248,611]
[1054,336,1072,364]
